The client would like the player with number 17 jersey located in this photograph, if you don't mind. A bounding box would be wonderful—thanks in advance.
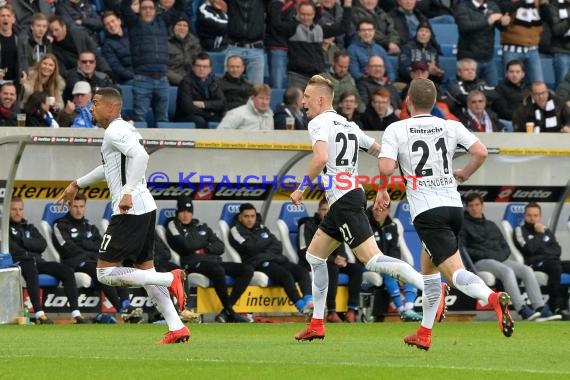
[308,110,375,206]
[380,115,479,220]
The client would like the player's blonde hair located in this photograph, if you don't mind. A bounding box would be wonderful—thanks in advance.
[307,74,334,101]
[408,78,436,112]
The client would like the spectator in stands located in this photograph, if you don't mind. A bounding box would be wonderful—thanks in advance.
[57,81,95,128]
[361,87,399,130]
[512,81,570,133]
[352,0,401,55]
[158,0,184,17]
[0,6,21,85]
[21,54,65,113]
[348,20,395,81]
[229,203,314,315]
[337,90,364,127]
[514,202,570,315]
[388,0,430,45]
[298,199,362,323]
[492,59,530,129]
[455,0,510,87]
[546,0,570,85]
[101,11,134,85]
[217,55,254,111]
[498,0,546,84]
[283,1,353,90]
[52,193,142,323]
[49,16,110,78]
[366,203,423,322]
[9,196,85,324]
[196,0,228,52]
[167,15,201,86]
[121,0,184,124]
[321,51,364,113]
[273,86,308,130]
[318,0,356,49]
[556,71,570,103]
[165,196,253,323]
[63,51,116,103]
[266,0,298,89]
[55,0,104,44]
[416,0,457,24]
[397,21,444,84]
[226,0,267,85]
[460,194,561,321]
[445,58,496,117]
[13,0,55,36]
[322,37,341,71]
[23,91,59,127]
[356,55,400,111]
[399,61,457,120]
[459,90,503,133]
[0,82,18,126]
[175,52,226,128]
[17,12,52,74]
[218,84,273,130]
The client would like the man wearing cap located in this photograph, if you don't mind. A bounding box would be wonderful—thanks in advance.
[57,81,95,128]
[165,196,254,323]
[167,15,202,86]
[398,22,444,84]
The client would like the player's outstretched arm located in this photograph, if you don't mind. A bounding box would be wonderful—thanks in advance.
[364,142,381,157]
[374,157,398,211]
[453,140,488,183]
[291,141,328,205]
[56,165,105,210]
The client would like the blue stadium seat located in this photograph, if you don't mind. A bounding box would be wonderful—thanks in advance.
[168,86,178,121]
[134,121,148,128]
[432,24,458,57]
[157,208,177,226]
[120,85,133,117]
[270,88,285,111]
[387,55,399,82]
[540,56,556,89]
[393,201,423,271]
[39,274,60,287]
[100,201,113,232]
[276,203,309,264]
[207,122,219,129]
[156,122,196,129]
[439,56,458,82]
[209,51,227,77]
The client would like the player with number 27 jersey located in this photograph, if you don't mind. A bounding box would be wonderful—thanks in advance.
[380,115,478,220]
[308,110,375,206]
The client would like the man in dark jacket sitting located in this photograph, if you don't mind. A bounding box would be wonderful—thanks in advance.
[460,194,559,321]
[229,203,313,315]
[165,196,253,322]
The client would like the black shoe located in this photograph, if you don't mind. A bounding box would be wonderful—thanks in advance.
[37,315,54,325]
[74,316,88,324]
[230,312,252,323]
[215,310,229,323]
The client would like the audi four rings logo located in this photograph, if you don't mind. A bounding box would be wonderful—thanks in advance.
[285,204,305,212]
[227,204,241,213]
[49,204,68,213]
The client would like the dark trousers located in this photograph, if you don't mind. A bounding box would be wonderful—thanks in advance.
[18,258,79,312]
[532,259,570,310]
[185,260,254,310]
[75,261,130,312]
[256,261,311,303]
[327,262,363,311]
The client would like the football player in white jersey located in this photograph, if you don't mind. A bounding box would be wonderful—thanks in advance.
[57,88,190,344]
[290,75,446,342]
[377,78,514,350]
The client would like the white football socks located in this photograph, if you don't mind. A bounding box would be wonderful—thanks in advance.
[143,268,184,331]
[97,266,173,287]
[365,253,424,290]
[306,252,328,320]
[420,274,441,329]
[452,268,493,305]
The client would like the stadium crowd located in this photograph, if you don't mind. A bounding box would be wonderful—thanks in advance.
[0,0,568,132]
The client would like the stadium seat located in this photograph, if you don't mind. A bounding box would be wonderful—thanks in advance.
[500,203,549,286]
[168,86,178,121]
[275,203,309,264]
[120,85,133,118]
[218,203,269,286]
[156,208,181,266]
[207,122,219,129]
[387,55,399,82]
[209,51,227,77]
[432,24,458,57]
[270,88,286,111]
[37,203,92,288]
[392,201,423,271]
[540,56,556,89]
[100,201,113,233]
[156,122,196,129]
[439,56,458,82]
[133,121,148,128]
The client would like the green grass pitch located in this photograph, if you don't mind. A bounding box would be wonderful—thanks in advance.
[1,321,569,379]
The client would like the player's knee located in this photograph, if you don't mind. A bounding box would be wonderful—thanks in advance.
[306,252,326,266]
